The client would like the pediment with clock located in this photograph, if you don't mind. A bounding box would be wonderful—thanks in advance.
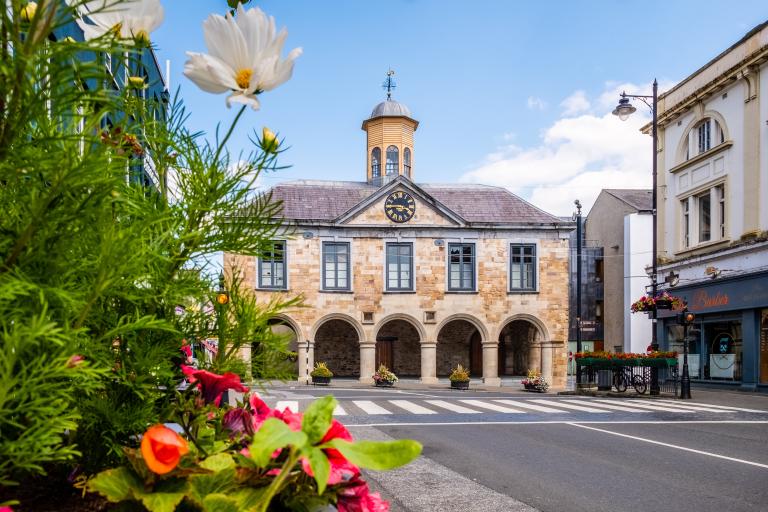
[336,177,465,227]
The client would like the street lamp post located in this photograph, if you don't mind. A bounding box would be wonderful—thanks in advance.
[676,308,695,399]
[613,80,661,395]
[574,200,583,386]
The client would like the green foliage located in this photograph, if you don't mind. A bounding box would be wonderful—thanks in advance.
[88,391,421,512]
[449,364,470,382]
[373,364,398,384]
[0,0,297,494]
[310,361,333,378]
[327,439,423,471]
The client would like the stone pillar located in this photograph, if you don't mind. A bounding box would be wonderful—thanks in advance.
[297,340,313,384]
[528,342,542,375]
[482,341,501,386]
[238,344,252,382]
[420,341,438,384]
[359,341,376,384]
[540,343,554,384]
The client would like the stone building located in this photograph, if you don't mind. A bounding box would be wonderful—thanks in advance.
[225,92,573,388]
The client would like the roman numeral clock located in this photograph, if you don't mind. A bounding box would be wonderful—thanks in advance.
[384,191,415,223]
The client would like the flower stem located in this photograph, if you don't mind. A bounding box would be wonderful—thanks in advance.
[213,105,247,163]
[256,447,300,512]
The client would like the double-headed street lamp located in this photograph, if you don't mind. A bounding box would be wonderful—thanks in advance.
[613,80,661,395]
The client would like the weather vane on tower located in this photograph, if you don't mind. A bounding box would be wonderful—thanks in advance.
[382,69,396,100]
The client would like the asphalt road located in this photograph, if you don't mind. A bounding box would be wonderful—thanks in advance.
[259,385,768,512]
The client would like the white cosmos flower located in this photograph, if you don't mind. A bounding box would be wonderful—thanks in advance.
[183,4,302,110]
[68,0,164,45]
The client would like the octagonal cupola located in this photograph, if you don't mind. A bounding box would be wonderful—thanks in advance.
[362,70,419,186]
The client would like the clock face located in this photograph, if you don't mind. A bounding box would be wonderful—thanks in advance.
[384,191,416,223]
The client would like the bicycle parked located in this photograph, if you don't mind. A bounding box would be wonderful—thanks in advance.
[612,366,648,394]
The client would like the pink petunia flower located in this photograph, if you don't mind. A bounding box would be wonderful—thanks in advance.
[181,365,248,406]
[336,475,390,512]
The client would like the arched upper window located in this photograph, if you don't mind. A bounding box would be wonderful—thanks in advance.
[371,147,381,178]
[684,118,725,161]
[385,145,399,175]
[404,148,412,177]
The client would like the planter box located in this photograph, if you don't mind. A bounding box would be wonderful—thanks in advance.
[374,381,395,387]
[523,383,546,392]
[451,380,469,390]
[311,375,331,386]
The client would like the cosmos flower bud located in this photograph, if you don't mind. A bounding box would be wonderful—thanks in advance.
[20,2,37,22]
[127,76,147,89]
[133,29,150,47]
[262,127,278,154]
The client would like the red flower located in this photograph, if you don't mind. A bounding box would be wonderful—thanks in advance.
[302,419,360,485]
[181,365,248,406]
[222,407,254,437]
[337,475,390,512]
[140,425,189,475]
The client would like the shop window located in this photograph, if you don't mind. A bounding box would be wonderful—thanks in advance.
[703,321,742,381]
[595,258,604,282]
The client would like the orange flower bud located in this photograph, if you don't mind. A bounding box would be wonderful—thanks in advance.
[140,425,189,474]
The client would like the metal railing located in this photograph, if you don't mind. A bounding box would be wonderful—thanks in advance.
[577,360,679,396]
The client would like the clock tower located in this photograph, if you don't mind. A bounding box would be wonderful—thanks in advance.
[362,70,419,186]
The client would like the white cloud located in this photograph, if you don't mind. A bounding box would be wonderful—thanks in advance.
[527,96,547,110]
[461,83,654,216]
[560,90,591,116]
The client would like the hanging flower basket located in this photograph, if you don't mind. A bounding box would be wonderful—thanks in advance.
[630,291,684,313]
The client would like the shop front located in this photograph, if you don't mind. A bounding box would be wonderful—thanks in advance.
[658,271,768,389]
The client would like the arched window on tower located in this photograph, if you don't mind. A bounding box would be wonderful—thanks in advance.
[404,148,412,178]
[386,145,399,175]
[371,147,381,178]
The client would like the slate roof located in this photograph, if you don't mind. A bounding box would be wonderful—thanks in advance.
[604,189,653,212]
[268,180,566,225]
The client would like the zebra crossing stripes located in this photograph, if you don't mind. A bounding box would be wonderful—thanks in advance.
[494,400,565,413]
[528,399,609,413]
[459,400,525,414]
[592,399,696,413]
[275,400,299,413]
[267,398,767,417]
[655,400,767,414]
[424,400,481,414]
[389,400,438,414]
[353,401,392,415]
[559,400,652,413]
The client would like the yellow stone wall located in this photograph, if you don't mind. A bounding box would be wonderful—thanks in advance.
[224,234,570,388]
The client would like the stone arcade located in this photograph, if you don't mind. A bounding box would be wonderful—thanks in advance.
[225,89,573,388]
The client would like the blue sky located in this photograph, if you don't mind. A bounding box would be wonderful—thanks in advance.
[153,0,767,215]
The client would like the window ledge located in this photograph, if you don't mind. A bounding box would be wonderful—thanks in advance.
[674,238,731,257]
[383,290,416,294]
[255,287,288,292]
[446,290,479,294]
[669,141,732,174]
[508,290,539,295]
[319,289,353,294]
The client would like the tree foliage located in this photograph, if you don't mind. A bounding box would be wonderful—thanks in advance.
[0,0,298,492]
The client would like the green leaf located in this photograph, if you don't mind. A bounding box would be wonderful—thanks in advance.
[327,439,422,471]
[202,494,240,512]
[303,446,331,495]
[88,466,143,502]
[301,395,337,444]
[139,492,186,512]
[231,487,268,511]
[199,452,236,472]
[188,469,236,507]
[249,418,308,467]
